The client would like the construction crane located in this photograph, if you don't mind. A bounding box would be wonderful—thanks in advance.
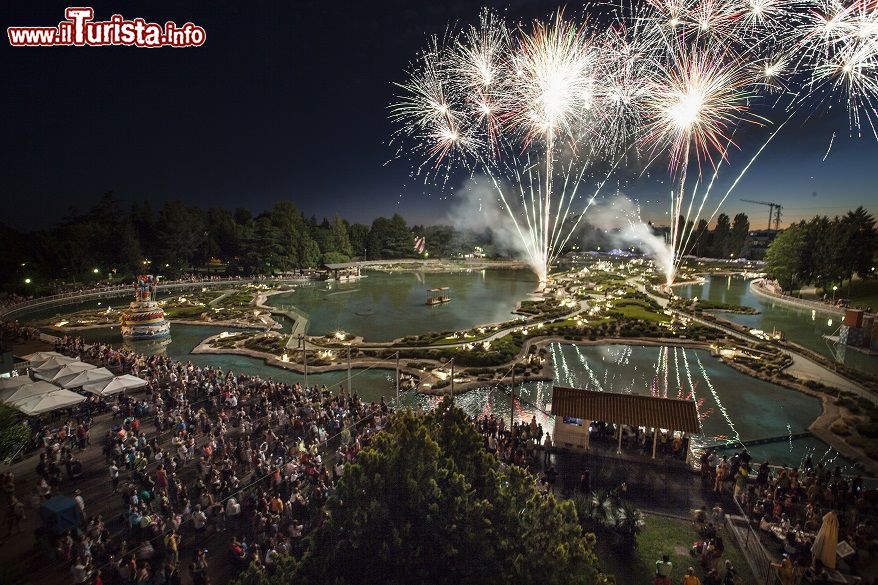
[740,199,783,230]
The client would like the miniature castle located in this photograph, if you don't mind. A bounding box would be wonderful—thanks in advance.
[120,274,170,340]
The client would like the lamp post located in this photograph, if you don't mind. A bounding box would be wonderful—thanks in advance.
[510,365,515,428]
[299,334,308,388]
[395,351,400,404]
[832,285,838,302]
[449,358,455,403]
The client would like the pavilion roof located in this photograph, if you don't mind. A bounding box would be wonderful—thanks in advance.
[550,386,701,433]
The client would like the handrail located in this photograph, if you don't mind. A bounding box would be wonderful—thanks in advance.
[0,276,309,320]
[728,494,780,585]
[2,440,28,466]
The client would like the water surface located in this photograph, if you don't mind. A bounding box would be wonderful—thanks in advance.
[675,275,878,376]
[264,269,536,341]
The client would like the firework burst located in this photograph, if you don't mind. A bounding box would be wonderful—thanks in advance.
[391,0,878,285]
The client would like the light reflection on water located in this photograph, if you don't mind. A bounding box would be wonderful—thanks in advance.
[35,324,852,469]
[675,275,878,376]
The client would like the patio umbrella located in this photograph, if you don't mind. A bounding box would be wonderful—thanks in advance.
[811,510,839,569]
[14,389,85,416]
[3,381,58,405]
[31,355,77,372]
[21,351,63,364]
[58,367,114,389]
[82,374,147,397]
[35,362,95,383]
[0,376,32,391]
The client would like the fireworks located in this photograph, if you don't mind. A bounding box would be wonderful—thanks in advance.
[392,1,878,285]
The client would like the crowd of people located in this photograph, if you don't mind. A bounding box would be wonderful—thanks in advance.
[2,314,876,585]
[699,448,876,584]
[2,323,396,584]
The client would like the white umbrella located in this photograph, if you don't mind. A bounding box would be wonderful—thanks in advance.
[22,351,63,364]
[13,389,85,416]
[58,367,114,389]
[811,510,839,569]
[0,376,32,391]
[82,374,148,397]
[3,381,58,405]
[35,362,95,383]
[31,355,77,372]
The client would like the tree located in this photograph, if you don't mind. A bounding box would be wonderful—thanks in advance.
[244,216,284,274]
[798,216,842,290]
[367,216,390,259]
[839,207,877,294]
[268,201,305,269]
[206,207,244,262]
[729,213,749,257]
[299,238,321,268]
[154,200,206,271]
[765,224,806,291]
[691,219,710,257]
[330,215,353,257]
[710,214,731,258]
[348,223,370,258]
[237,401,608,585]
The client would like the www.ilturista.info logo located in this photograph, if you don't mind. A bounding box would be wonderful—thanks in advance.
[7,7,206,48]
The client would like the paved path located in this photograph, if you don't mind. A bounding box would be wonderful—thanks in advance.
[749,278,846,315]
[628,276,874,401]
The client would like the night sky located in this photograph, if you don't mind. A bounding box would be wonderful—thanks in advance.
[2,0,876,232]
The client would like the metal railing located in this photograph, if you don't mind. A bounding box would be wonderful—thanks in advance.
[726,495,780,585]
[0,276,310,320]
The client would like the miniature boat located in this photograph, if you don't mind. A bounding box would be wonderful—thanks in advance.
[426,294,451,305]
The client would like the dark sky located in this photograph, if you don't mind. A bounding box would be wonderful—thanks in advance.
[2,0,876,231]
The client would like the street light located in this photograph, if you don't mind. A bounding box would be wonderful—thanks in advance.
[24,278,31,284]
[832,285,838,302]
[93,268,100,274]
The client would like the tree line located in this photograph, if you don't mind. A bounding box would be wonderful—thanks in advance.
[0,193,504,292]
[764,207,876,294]
[674,212,752,259]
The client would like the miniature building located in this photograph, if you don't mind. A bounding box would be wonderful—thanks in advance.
[838,308,877,350]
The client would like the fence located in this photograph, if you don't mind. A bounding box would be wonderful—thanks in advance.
[725,495,780,585]
[0,276,308,320]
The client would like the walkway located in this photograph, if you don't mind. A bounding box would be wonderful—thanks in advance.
[0,277,311,320]
[749,278,845,315]
[628,276,873,400]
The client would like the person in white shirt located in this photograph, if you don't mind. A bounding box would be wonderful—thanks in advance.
[71,558,91,584]
[192,505,207,532]
[226,497,241,529]
[73,489,86,519]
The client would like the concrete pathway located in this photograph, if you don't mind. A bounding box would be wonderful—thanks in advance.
[629,276,874,401]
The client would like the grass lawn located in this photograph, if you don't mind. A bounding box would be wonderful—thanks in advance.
[843,278,878,309]
[800,278,878,309]
[614,302,670,323]
[601,513,756,585]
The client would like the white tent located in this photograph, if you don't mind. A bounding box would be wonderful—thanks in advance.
[3,381,59,405]
[22,351,64,364]
[31,356,79,376]
[0,376,32,391]
[82,374,148,397]
[58,367,114,389]
[35,362,95,383]
[13,389,85,416]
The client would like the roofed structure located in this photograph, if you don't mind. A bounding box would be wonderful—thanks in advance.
[550,386,701,434]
